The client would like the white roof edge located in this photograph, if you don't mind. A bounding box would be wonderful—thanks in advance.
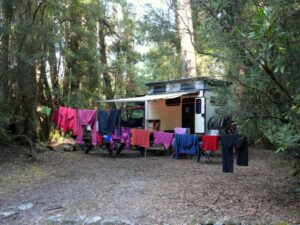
[97,91,197,103]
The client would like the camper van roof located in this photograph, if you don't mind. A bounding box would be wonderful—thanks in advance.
[97,91,196,103]
[145,77,230,87]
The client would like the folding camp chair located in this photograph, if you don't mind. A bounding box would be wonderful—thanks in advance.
[198,130,220,162]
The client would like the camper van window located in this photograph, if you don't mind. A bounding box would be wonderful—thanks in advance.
[131,109,143,119]
[153,85,166,94]
[182,98,195,104]
[180,82,194,90]
[196,99,201,114]
[165,97,181,106]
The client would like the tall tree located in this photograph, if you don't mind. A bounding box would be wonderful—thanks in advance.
[14,0,40,139]
[98,19,114,100]
[0,0,13,104]
[175,0,197,78]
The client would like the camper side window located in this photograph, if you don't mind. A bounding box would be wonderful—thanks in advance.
[165,97,181,106]
[196,99,201,114]
[131,109,143,119]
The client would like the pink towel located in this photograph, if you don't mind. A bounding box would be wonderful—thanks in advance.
[76,109,97,146]
[154,131,174,150]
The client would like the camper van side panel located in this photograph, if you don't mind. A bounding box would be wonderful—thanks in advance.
[147,99,181,131]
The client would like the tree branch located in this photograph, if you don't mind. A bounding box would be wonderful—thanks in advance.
[18,0,48,52]
[234,76,282,108]
[198,0,293,102]
[244,115,288,123]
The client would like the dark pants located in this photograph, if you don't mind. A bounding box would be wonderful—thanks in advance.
[221,134,248,173]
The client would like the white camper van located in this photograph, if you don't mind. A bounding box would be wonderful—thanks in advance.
[100,77,228,135]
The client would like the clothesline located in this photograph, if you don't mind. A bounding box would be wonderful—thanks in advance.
[40,105,220,158]
[48,105,167,150]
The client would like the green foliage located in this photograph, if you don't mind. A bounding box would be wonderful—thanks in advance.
[143,43,181,81]
[263,123,300,153]
[137,5,181,81]
[194,0,299,142]
[1,0,299,161]
[193,1,300,182]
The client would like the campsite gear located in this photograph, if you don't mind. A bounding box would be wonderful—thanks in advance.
[236,136,248,166]
[96,132,102,145]
[173,134,199,159]
[221,134,248,173]
[98,109,121,135]
[153,131,174,150]
[41,106,52,116]
[76,109,97,146]
[110,127,131,151]
[58,106,67,129]
[174,127,187,134]
[207,129,220,136]
[131,128,150,148]
[199,135,219,162]
[98,110,108,135]
[201,135,219,152]
[52,109,59,126]
[171,128,189,157]
[58,106,77,135]
[106,109,121,135]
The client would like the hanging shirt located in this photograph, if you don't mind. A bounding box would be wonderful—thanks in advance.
[76,109,97,146]
[66,108,77,135]
[58,106,68,130]
[58,106,77,135]
[98,109,121,136]
[106,109,121,135]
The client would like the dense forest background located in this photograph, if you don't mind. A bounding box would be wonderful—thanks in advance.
[0,0,299,168]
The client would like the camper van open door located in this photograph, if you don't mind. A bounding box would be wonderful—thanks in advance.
[195,97,205,133]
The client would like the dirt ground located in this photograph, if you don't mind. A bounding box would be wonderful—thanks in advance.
[0,145,299,225]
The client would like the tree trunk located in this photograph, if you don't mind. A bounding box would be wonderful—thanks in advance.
[64,1,82,106]
[176,0,197,78]
[39,8,52,105]
[15,0,39,140]
[0,0,13,104]
[98,21,114,100]
[49,41,60,102]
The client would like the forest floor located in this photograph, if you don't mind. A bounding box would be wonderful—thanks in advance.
[0,144,299,225]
